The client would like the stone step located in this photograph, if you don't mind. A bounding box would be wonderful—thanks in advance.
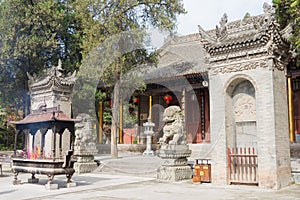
[291,159,300,171]
[290,158,300,184]
[290,143,300,159]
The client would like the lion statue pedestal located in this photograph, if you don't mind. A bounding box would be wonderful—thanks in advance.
[156,106,192,182]
[73,113,98,174]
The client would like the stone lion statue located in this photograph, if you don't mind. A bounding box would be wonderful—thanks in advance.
[158,106,186,145]
[74,113,97,151]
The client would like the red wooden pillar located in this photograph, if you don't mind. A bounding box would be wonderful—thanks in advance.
[204,88,210,142]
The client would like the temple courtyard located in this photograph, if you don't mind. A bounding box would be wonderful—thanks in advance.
[1,151,300,200]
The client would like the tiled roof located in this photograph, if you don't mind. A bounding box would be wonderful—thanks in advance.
[10,110,75,125]
[142,33,208,81]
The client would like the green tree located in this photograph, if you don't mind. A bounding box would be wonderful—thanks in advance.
[273,0,300,65]
[0,0,186,157]
[0,0,83,116]
[74,0,186,158]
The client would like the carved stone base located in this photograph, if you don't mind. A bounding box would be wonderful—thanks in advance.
[143,150,155,156]
[157,165,192,182]
[157,144,192,182]
[74,162,98,174]
[157,144,191,159]
[74,147,98,174]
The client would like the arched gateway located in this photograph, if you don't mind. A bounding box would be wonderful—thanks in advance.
[226,78,258,184]
[226,79,257,149]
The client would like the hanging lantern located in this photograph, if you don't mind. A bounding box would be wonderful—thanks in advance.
[163,94,173,104]
[133,97,140,105]
[108,100,112,107]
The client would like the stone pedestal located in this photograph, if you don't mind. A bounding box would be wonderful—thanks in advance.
[45,183,58,190]
[13,179,21,185]
[66,182,77,188]
[74,113,99,174]
[143,135,155,156]
[157,144,192,182]
[74,144,98,174]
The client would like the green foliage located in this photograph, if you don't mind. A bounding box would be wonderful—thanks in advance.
[73,0,185,120]
[0,0,84,115]
[123,104,138,128]
[95,91,107,103]
[76,0,185,84]
[103,109,112,124]
[0,105,7,128]
[0,0,186,153]
[273,0,300,64]
[243,12,251,19]
[0,101,23,150]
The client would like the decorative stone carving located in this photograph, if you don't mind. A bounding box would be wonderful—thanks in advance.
[158,106,186,145]
[157,144,192,182]
[211,60,268,75]
[73,113,98,174]
[234,95,256,122]
[216,13,228,39]
[263,2,275,16]
[198,2,290,69]
[157,106,192,182]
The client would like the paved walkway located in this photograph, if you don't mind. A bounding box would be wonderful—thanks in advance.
[0,152,300,200]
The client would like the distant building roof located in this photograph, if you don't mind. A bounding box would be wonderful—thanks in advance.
[141,33,208,82]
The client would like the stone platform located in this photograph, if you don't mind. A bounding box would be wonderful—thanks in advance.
[157,144,192,182]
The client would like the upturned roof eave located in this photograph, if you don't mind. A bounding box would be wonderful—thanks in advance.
[9,111,76,126]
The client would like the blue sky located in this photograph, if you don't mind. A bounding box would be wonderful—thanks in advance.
[177,0,273,35]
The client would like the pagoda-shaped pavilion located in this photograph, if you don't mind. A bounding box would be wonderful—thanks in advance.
[10,61,77,189]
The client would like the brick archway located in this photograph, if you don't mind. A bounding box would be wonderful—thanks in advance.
[226,79,258,185]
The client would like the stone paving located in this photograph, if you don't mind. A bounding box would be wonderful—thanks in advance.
[0,152,300,200]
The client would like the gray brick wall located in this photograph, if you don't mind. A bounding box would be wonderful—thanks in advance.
[209,58,292,189]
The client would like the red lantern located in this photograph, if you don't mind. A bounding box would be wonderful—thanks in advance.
[133,97,140,105]
[163,94,173,104]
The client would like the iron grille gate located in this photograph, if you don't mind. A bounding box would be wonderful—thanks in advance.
[227,147,258,185]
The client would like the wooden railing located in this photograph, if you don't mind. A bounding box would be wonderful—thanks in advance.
[227,147,258,185]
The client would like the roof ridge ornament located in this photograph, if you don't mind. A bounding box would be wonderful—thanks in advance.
[262,2,276,25]
[263,2,275,15]
[216,13,228,40]
[55,59,65,78]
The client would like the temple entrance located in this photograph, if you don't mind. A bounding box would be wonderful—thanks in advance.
[186,88,210,143]
[227,79,258,185]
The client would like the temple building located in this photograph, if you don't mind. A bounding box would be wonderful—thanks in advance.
[97,3,298,189]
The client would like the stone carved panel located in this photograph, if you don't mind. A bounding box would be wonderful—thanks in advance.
[157,165,192,182]
[235,121,257,147]
[212,60,268,75]
[231,80,257,148]
[234,95,256,122]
